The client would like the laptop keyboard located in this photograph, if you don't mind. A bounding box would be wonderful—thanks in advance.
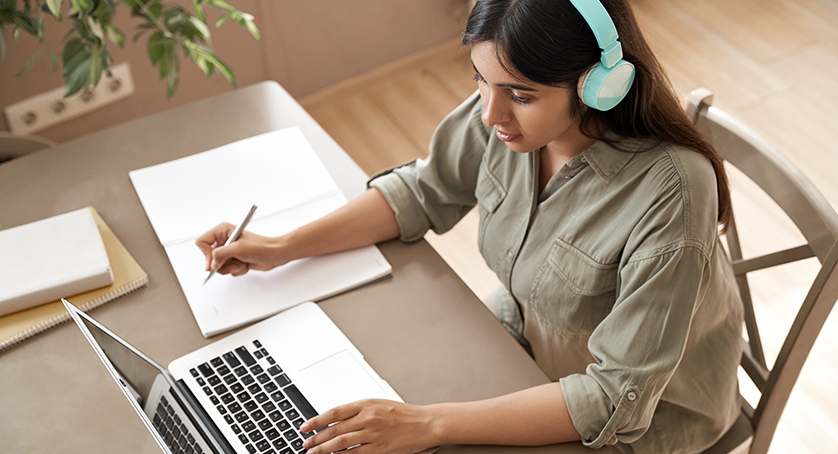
[153,394,208,454]
[190,339,317,454]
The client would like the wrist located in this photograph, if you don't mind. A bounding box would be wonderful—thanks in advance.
[424,403,452,447]
[268,234,294,268]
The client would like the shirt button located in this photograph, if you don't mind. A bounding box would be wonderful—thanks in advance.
[564,175,573,180]
[627,391,637,401]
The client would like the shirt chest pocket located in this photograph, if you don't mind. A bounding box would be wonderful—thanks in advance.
[474,163,507,257]
[529,238,618,335]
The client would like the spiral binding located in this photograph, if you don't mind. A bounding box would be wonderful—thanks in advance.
[0,275,149,352]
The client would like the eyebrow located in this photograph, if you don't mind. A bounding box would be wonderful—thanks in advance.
[471,59,538,92]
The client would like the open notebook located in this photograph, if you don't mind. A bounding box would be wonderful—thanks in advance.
[129,127,392,337]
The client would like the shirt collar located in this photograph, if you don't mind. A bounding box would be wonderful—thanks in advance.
[571,132,654,183]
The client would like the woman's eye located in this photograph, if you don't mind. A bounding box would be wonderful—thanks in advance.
[511,93,529,104]
[473,72,486,83]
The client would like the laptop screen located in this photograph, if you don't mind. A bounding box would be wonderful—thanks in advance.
[78,314,162,407]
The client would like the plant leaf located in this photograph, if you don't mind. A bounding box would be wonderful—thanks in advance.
[187,15,209,41]
[48,45,57,70]
[62,36,85,67]
[11,12,39,36]
[46,0,62,19]
[88,47,102,86]
[16,48,39,75]
[205,0,235,12]
[245,19,259,41]
[192,0,205,23]
[0,24,6,61]
[64,53,90,96]
[105,24,124,46]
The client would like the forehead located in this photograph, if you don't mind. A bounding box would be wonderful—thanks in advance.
[470,42,541,90]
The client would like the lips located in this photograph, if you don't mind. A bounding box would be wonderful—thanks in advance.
[495,129,520,142]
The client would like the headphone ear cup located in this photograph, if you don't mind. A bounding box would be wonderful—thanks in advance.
[577,60,636,111]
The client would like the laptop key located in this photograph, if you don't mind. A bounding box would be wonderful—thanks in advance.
[255,393,268,403]
[282,429,297,441]
[272,438,288,449]
[221,393,235,405]
[256,440,271,452]
[228,402,242,413]
[270,391,285,402]
[283,385,318,420]
[242,374,255,386]
[242,421,256,432]
[279,448,292,454]
[278,400,292,411]
[290,438,304,450]
[285,409,300,421]
[262,401,276,413]
[245,401,258,412]
[198,363,214,377]
[234,366,248,377]
[235,346,256,366]
[292,418,304,430]
[259,419,272,431]
[223,352,241,367]
[252,409,266,421]
[257,374,270,384]
[273,374,291,387]
[277,419,291,431]
[235,411,249,423]
[211,357,224,367]
[217,365,231,376]
[248,429,264,442]
[245,443,257,454]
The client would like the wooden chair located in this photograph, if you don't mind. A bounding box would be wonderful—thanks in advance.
[687,89,838,454]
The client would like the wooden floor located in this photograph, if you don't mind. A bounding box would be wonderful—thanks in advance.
[300,0,838,452]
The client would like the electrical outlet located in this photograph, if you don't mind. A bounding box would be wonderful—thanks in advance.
[4,62,135,135]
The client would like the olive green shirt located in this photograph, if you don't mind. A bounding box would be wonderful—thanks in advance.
[369,92,743,453]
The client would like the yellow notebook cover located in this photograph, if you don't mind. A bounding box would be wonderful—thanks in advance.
[0,207,148,351]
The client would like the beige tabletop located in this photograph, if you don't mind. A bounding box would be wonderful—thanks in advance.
[0,81,593,453]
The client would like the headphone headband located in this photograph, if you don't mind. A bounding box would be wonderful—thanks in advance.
[568,0,635,111]
[568,0,621,67]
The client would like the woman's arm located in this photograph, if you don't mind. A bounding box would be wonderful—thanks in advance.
[299,383,581,454]
[196,188,400,275]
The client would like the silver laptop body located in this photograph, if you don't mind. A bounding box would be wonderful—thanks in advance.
[63,299,402,454]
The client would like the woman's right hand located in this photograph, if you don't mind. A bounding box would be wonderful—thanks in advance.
[196,223,288,277]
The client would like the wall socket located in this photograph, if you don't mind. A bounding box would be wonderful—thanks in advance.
[4,62,135,135]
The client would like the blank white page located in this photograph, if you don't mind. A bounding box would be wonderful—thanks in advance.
[129,127,392,336]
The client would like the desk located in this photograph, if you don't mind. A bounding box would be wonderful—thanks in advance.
[0,82,593,453]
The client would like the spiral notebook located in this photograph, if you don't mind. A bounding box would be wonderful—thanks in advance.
[0,207,148,352]
[129,127,392,337]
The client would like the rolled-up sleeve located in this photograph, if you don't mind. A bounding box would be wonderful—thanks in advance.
[368,91,490,242]
[560,244,711,447]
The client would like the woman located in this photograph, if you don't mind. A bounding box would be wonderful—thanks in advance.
[197,0,744,452]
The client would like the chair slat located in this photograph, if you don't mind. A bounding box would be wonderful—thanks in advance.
[731,245,815,276]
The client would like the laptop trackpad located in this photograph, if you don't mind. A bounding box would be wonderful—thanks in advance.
[299,349,389,411]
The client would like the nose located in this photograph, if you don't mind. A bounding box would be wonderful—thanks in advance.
[481,90,510,128]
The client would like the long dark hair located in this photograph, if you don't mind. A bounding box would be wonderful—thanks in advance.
[462,0,732,231]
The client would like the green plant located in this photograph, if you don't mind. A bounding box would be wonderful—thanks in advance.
[0,0,260,98]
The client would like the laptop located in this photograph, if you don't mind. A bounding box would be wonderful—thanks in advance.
[63,299,406,454]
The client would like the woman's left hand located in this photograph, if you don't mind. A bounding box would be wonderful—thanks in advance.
[300,399,437,454]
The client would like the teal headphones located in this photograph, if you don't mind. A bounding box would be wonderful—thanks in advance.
[569,0,635,111]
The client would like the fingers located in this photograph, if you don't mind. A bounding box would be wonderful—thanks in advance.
[301,403,362,435]
[196,223,234,270]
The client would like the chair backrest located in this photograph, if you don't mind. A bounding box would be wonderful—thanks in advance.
[688,88,838,454]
